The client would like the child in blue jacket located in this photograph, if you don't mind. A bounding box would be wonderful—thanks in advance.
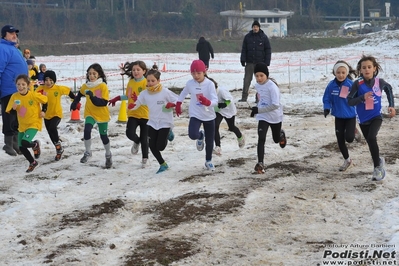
[322,60,359,172]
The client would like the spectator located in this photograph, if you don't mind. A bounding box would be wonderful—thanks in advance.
[239,20,272,102]
[23,48,30,60]
[196,37,214,69]
[0,24,28,156]
[37,63,47,85]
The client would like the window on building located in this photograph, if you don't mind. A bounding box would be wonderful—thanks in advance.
[267,18,273,23]
[275,18,279,23]
[260,18,265,23]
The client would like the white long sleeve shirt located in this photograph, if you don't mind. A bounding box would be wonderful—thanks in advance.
[216,86,237,119]
[177,77,218,121]
[254,79,283,123]
[134,87,178,130]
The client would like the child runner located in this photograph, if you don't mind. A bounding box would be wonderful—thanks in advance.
[70,63,113,169]
[108,61,149,167]
[206,75,245,155]
[6,74,47,172]
[36,70,77,161]
[322,60,360,171]
[176,59,218,171]
[250,62,286,174]
[347,55,395,181]
[37,64,47,85]
[129,66,178,173]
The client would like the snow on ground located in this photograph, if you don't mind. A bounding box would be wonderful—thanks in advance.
[0,30,399,265]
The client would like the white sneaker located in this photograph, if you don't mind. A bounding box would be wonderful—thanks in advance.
[205,161,215,171]
[196,130,204,151]
[105,153,112,169]
[213,146,222,156]
[372,157,385,181]
[339,159,352,171]
[237,136,245,149]
[372,166,385,181]
[131,142,140,154]
[80,151,92,163]
[141,158,148,168]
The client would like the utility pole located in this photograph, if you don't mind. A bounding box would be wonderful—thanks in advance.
[360,0,364,33]
[299,0,302,16]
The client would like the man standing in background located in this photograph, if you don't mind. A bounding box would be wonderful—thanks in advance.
[239,20,271,102]
[196,36,214,69]
[0,24,28,156]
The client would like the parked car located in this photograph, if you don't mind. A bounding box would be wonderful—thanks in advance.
[340,21,372,34]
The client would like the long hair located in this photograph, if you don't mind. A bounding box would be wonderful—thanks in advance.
[356,55,382,77]
[86,63,107,83]
[121,60,147,79]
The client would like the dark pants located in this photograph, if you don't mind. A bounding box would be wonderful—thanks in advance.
[201,59,210,69]
[188,117,215,161]
[148,126,169,165]
[257,120,282,163]
[335,117,356,160]
[1,95,18,136]
[44,117,61,144]
[242,63,255,101]
[126,117,149,158]
[359,117,382,168]
[214,113,242,147]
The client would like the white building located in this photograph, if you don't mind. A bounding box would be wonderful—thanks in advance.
[220,8,294,37]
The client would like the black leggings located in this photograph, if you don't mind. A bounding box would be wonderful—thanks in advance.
[148,126,169,165]
[44,117,61,145]
[214,113,242,147]
[257,120,281,163]
[359,117,382,168]
[334,117,356,160]
[126,117,149,158]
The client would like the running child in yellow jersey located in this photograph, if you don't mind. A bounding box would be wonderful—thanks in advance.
[70,63,112,169]
[6,74,48,173]
[108,60,149,168]
[36,70,76,161]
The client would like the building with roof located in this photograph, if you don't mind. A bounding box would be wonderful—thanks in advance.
[220,8,294,37]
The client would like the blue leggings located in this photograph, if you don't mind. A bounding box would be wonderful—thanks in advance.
[188,117,215,161]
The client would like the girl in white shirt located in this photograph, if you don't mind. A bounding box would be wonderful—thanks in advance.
[130,66,178,174]
[207,76,245,155]
[250,63,287,174]
[175,60,218,171]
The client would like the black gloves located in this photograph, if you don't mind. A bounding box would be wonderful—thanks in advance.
[70,100,79,111]
[324,109,330,118]
[218,102,227,109]
[241,61,245,67]
[85,90,94,98]
[250,107,258,117]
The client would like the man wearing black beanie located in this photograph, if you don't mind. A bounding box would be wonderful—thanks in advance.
[239,20,271,102]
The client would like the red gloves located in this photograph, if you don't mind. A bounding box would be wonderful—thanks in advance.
[165,102,176,109]
[128,103,136,109]
[198,95,211,106]
[108,96,121,106]
[131,92,137,101]
[175,102,182,117]
[76,102,81,110]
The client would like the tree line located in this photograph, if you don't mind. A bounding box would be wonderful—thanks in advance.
[0,0,396,44]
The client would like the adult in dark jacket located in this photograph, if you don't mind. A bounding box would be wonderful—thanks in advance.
[239,21,271,102]
[196,37,214,69]
[0,25,28,156]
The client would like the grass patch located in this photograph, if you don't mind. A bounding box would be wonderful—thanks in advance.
[29,37,363,56]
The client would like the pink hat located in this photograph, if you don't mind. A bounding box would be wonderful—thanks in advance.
[190,60,206,72]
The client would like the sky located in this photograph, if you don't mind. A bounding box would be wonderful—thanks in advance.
[0,30,398,265]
